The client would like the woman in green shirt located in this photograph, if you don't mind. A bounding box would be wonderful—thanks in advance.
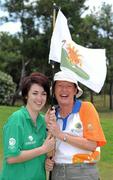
[0,72,55,180]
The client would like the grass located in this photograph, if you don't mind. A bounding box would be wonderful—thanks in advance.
[0,102,113,180]
[98,114,113,180]
[0,106,19,169]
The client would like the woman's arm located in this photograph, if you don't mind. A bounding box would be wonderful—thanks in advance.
[48,120,97,151]
[57,131,97,151]
[7,135,55,164]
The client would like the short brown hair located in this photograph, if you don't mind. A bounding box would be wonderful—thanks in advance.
[21,72,50,104]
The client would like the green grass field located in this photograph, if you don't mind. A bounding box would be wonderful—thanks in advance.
[0,105,113,180]
[98,111,113,180]
[0,105,20,168]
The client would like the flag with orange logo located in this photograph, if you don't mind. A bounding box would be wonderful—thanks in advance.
[49,10,107,93]
[60,40,106,93]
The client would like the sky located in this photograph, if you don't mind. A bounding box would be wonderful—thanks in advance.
[0,0,113,34]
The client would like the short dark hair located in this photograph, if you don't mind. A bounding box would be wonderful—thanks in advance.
[21,72,50,104]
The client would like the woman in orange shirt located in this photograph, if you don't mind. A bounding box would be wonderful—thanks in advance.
[46,70,106,180]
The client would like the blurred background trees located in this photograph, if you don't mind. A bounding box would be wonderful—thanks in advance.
[0,0,113,109]
[0,70,16,105]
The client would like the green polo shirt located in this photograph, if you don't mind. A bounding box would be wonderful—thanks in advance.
[0,106,47,180]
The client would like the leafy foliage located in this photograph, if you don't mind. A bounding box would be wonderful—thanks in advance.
[0,71,16,105]
[0,32,22,83]
[1,0,87,74]
[0,1,113,108]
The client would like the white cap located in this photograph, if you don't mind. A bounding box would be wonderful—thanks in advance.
[54,70,83,98]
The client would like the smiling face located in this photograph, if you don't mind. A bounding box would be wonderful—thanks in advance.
[54,81,77,107]
[26,83,47,113]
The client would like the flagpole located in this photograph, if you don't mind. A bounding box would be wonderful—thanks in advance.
[53,3,56,30]
[50,3,58,107]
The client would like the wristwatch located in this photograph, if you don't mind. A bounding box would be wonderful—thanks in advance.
[63,134,67,142]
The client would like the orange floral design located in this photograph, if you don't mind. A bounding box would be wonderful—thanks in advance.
[66,43,82,66]
[72,151,100,163]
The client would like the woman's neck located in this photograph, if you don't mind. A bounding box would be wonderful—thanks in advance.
[59,103,74,118]
[26,105,39,124]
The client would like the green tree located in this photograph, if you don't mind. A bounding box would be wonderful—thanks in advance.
[86,3,113,109]
[1,0,88,69]
[74,3,113,109]
[97,3,113,109]
[0,70,16,105]
[3,1,113,109]
[0,32,22,83]
[0,0,88,104]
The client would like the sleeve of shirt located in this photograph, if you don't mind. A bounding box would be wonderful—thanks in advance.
[3,115,23,158]
[79,101,106,147]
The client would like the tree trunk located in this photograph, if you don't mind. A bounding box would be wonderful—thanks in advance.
[90,90,94,104]
[11,58,26,106]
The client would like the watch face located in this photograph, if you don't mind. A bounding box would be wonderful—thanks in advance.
[63,135,67,142]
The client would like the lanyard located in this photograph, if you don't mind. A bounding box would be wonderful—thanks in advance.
[56,100,82,130]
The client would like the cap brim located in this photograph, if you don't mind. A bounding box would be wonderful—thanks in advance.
[76,86,83,98]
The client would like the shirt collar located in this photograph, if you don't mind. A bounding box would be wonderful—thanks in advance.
[72,99,82,113]
[21,106,44,128]
[55,100,82,131]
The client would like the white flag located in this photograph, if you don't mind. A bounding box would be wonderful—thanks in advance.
[60,40,107,93]
[49,10,72,63]
[49,10,107,93]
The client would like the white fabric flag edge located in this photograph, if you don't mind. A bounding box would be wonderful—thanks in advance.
[49,10,72,63]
